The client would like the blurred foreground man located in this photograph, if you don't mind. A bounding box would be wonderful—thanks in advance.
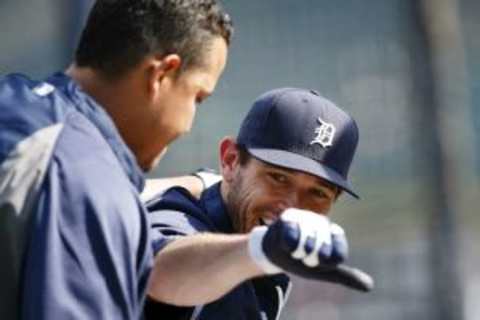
[146,88,374,320]
[0,1,232,319]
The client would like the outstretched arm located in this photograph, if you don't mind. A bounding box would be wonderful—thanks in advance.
[147,208,374,307]
[147,233,263,306]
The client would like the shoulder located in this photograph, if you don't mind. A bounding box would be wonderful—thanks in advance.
[147,187,199,212]
[148,187,214,228]
[149,187,213,230]
[0,73,75,162]
[0,73,71,124]
[0,74,82,229]
[147,187,215,253]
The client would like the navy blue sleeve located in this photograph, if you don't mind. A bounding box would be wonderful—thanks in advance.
[145,195,208,320]
[149,208,210,253]
[147,187,213,254]
[21,114,152,320]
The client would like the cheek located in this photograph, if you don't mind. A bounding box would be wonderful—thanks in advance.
[229,178,262,232]
[242,188,280,230]
[165,96,196,133]
[175,89,196,128]
[298,196,334,215]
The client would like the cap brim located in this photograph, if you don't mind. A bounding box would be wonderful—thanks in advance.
[247,148,359,199]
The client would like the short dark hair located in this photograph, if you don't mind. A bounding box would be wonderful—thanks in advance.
[75,0,233,78]
[236,144,252,166]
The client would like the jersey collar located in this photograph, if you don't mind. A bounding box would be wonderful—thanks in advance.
[46,72,145,192]
[200,183,235,234]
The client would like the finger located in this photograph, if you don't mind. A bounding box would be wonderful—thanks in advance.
[328,229,348,264]
[318,241,333,264]
[291,222,309,259]
[304,229,330,267]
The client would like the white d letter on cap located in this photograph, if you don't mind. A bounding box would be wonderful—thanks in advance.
[310,117,336,148]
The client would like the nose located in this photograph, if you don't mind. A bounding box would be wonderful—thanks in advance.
[277,192,299,211]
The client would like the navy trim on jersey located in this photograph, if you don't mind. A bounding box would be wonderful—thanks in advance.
[0,72,151,319]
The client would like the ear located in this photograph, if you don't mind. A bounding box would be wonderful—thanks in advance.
[147,54,182,97]
[219,137,239,183]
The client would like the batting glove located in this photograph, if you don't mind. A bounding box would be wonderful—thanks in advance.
[248,208,374,292]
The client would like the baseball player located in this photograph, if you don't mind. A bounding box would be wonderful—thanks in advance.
[0,1,232,319]
[145,88,373,319]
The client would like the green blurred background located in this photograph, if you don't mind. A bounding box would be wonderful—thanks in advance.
[1,0,478,319]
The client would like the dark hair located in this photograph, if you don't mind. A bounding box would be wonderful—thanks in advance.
[236,143,252,166]
[75,0,233,78]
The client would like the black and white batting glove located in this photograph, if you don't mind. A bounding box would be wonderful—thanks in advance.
[248,208,374,292]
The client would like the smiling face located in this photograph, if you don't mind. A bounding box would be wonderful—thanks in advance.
[220,138,339,233]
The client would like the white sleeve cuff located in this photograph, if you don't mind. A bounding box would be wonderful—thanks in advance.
[248,226,283,275]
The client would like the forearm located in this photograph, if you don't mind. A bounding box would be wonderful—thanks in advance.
[147,233,264,306]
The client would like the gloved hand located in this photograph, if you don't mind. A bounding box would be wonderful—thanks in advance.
[248,208,374,292]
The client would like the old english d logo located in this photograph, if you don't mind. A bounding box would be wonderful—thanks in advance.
[310,117,336,148]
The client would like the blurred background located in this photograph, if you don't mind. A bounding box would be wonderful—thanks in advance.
[1,0,478,319]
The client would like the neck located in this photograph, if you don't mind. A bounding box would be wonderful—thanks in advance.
[220,180,229,208]
[65,64,149,169]
[66,64,121,117]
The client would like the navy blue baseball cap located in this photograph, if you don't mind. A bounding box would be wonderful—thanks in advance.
[237,88,360,198]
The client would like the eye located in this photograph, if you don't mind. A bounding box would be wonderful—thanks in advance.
[268,172,289,184]
[310,188,328,199]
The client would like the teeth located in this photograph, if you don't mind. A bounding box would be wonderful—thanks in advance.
[262,218,274,226]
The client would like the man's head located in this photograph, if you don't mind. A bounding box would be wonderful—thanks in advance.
[75,0,233,78]
[220,88,360,233]
[69,0,233,170]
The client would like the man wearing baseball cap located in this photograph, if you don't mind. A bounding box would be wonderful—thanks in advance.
[145,88,373,319]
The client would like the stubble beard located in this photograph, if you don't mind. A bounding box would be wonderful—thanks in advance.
[226,173,251,234]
